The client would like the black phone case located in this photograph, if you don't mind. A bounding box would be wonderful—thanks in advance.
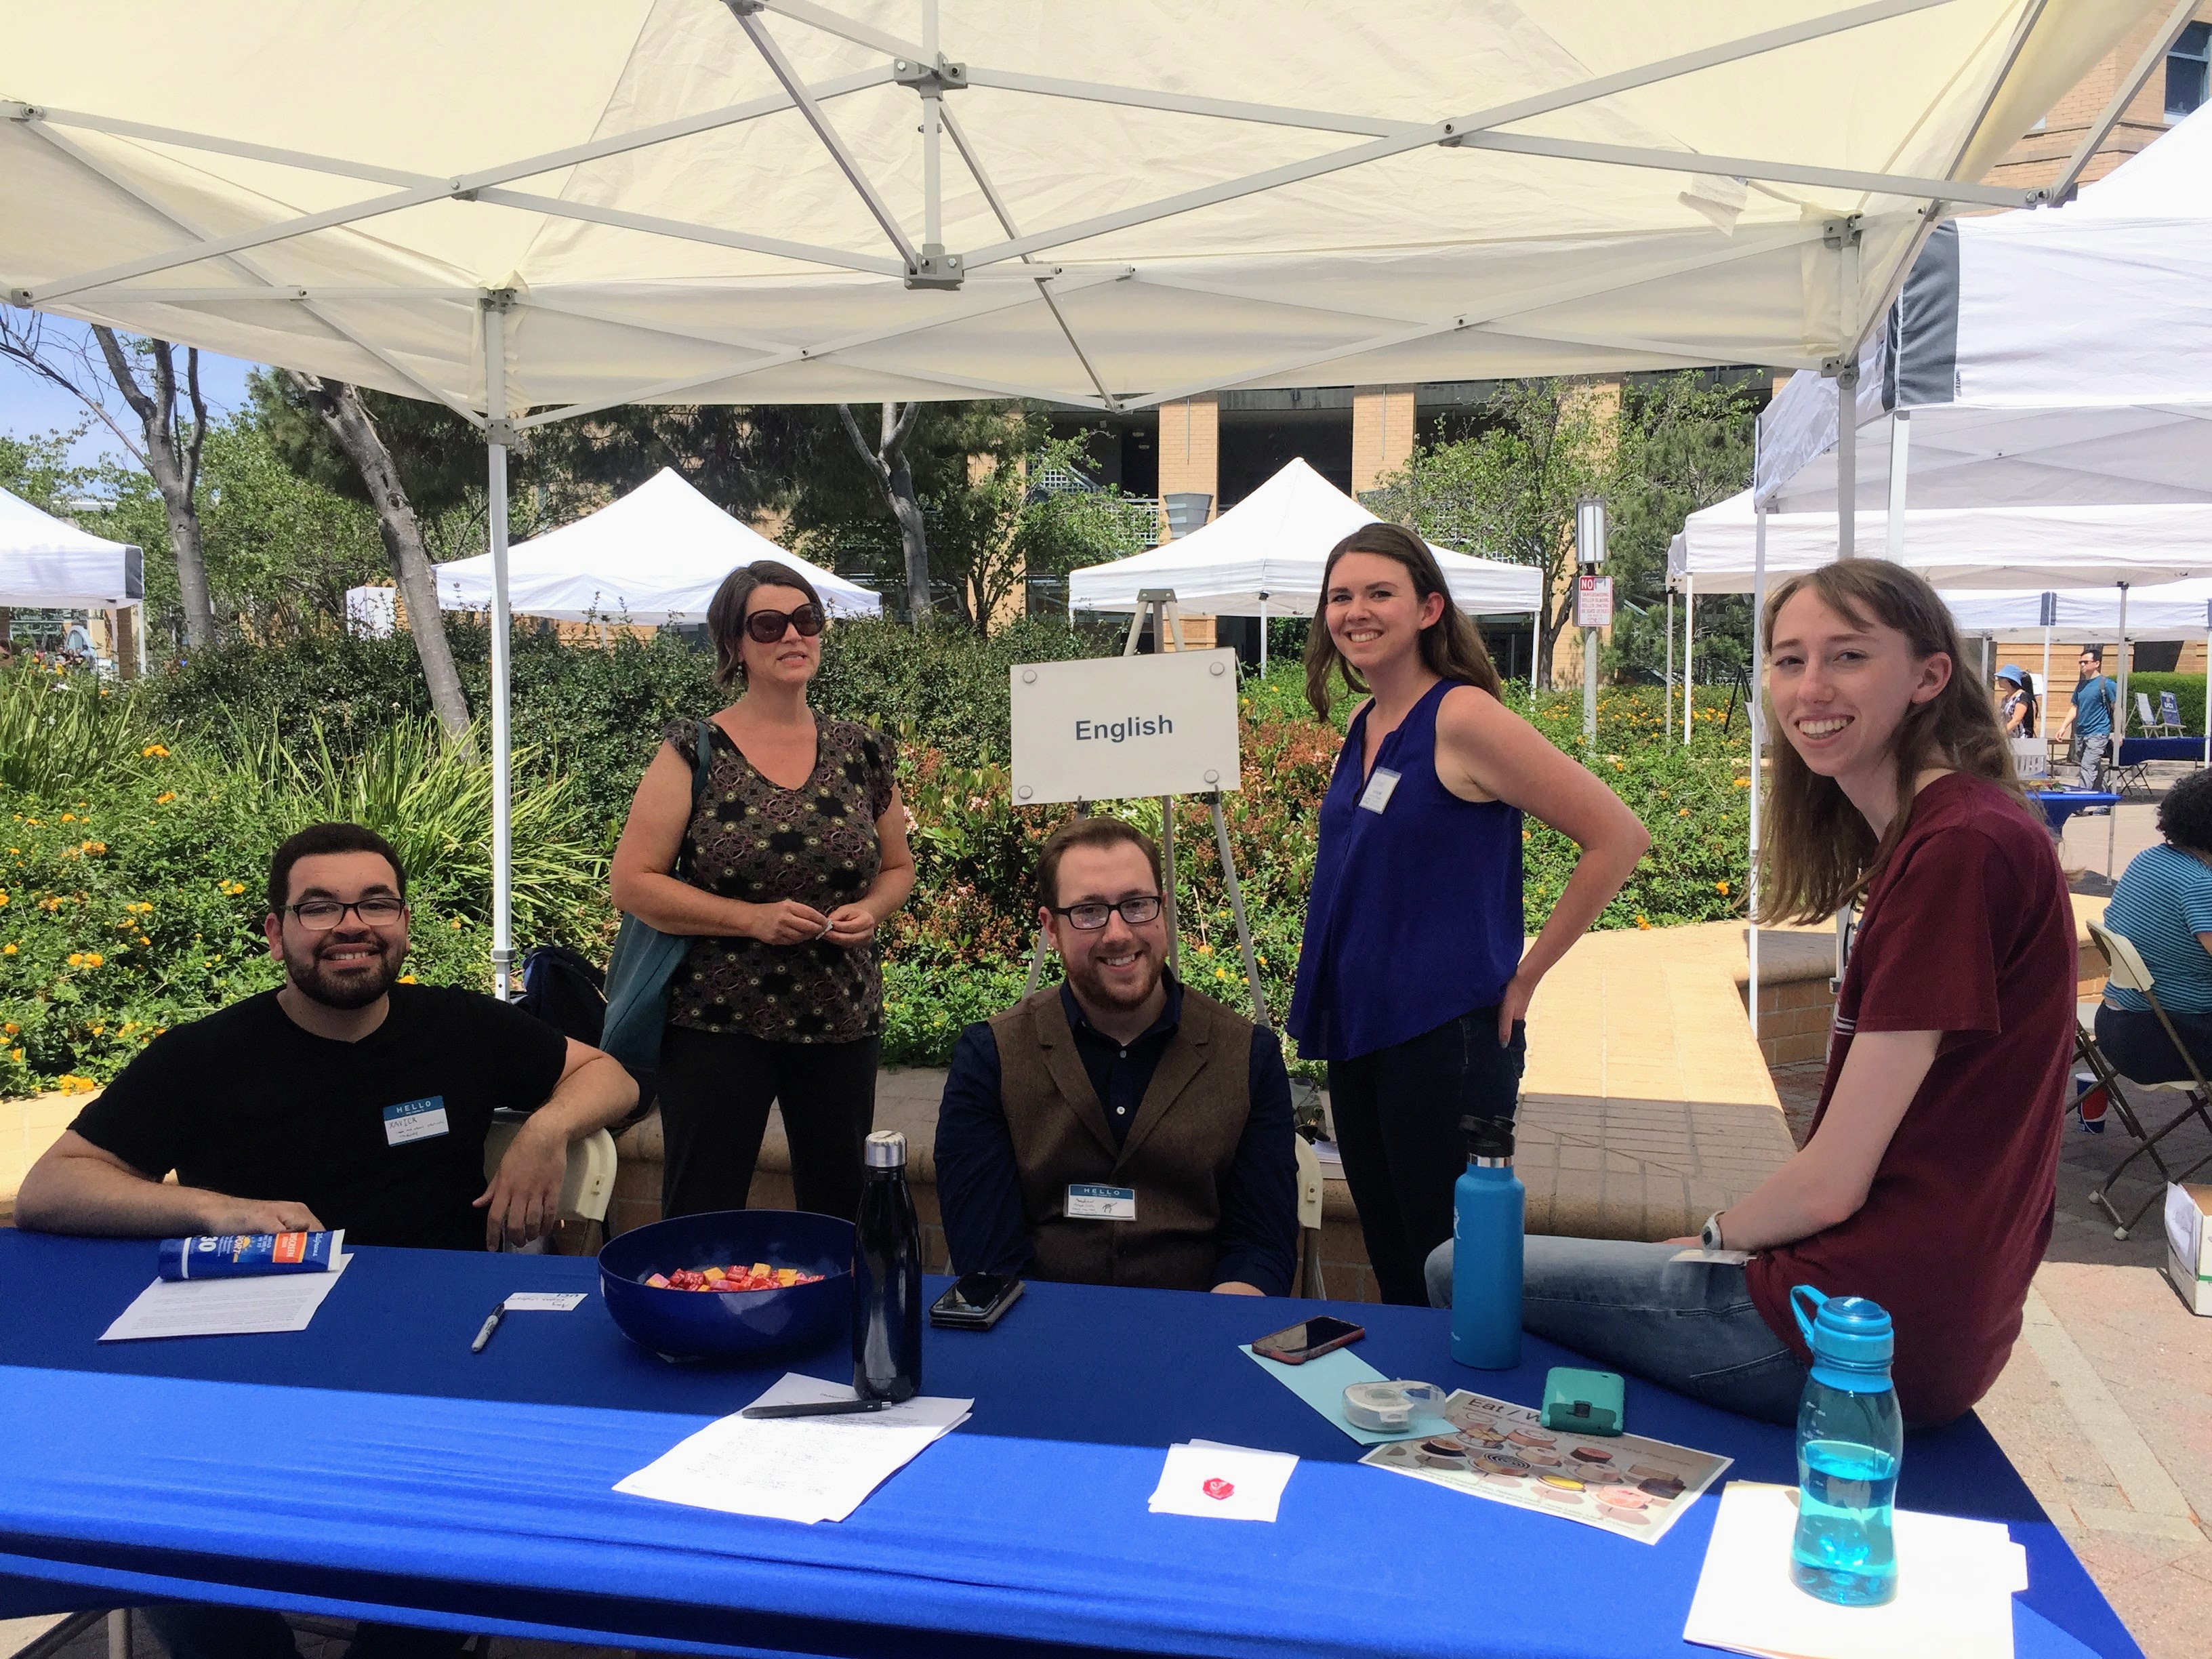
[929,1279,1023,1330]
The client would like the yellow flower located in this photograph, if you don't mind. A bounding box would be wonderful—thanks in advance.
[138,935,150,945]
[59,813,74,823]
[1,943,14,956]
[83,952,102,968]
[1196,943,1212,956]
[66,952,83,966]
[451,917,462,930]
[1716,881,1730,896]
[1677,808,1689,818]
[1,1022,15,1035]
[1214,967,1228,979]
[397,974,418,984]
[7,1049,18,1063]
[1635,916,1650,930]
[155,792,176,804]
[1256,954,1268,966]
[0,892,8,906]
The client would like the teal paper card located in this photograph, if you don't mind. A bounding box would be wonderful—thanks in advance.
[1239,1344,1453,1444]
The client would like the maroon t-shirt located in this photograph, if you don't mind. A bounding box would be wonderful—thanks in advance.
[1745,773,2072,1425]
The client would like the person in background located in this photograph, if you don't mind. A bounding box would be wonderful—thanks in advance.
[934,816,1297,1296]
[1286,523,1649,1307]
[2093,767,2212,1083]
[1432,559,2072,1427]
[611,560,914,1224]
[2057,647,2118,790]
[1996,664,2037,739]
[17,821,638,1659]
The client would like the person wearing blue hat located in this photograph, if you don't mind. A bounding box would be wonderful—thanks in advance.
[1994,664,2037,740]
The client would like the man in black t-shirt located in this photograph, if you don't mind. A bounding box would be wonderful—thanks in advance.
[18,821,638,1252]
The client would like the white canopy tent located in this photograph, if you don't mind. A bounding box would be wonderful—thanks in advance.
[1067,457,1540,670]
[2,0,2151,993]
[0,485,143,609]
[434,467,879,623]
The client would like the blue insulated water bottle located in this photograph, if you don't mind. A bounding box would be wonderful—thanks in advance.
[1450,1115,1523,1369]
[1788,1286,1903,1607]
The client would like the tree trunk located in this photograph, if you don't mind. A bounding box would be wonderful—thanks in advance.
[287,373,476,749]
[839,403,932,620]
[93,329,214,650]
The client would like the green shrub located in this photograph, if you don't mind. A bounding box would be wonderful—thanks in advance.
[0,666,172,797]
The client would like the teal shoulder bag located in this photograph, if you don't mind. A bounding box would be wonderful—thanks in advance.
[600,717,716,1071]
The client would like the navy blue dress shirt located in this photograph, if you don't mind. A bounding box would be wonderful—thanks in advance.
[933,979,1298,1296]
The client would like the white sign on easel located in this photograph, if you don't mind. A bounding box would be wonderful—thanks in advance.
[1010,649,1242,805]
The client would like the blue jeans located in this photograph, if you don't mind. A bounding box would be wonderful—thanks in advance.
[1424,1235,1809,1425]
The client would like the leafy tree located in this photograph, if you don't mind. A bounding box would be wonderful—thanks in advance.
[0,429,81,512]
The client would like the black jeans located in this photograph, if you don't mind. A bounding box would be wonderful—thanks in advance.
[2094,1002,2212,1086]
[142,1605,468,1659]
[1328,1006,1527,1307]
[657,1024,880,1221]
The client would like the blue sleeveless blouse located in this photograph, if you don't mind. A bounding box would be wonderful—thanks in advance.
[1286,679,1524,1062]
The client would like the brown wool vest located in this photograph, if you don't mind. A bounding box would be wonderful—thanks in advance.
[988,985,1254,1292]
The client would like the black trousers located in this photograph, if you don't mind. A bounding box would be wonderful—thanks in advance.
[657,1024,880,1221]
[2094,1002,2212,1086]
[142,1605,468,1659]
[1327,1007,1526,1307]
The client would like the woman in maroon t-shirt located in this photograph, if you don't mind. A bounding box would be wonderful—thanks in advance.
[1425,559,2073,1426]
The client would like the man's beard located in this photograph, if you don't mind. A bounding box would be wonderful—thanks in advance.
[284,935,403,1010]
[1067,941,1162,1012]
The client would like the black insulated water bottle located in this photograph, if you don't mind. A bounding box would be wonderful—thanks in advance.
[852,1128,922,1402]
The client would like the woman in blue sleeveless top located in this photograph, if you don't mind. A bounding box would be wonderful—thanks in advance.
[1287,525,1650,1305]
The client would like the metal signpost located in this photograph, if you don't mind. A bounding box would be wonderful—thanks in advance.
[1574,498,1610,750]
[1010,590,1270,1025]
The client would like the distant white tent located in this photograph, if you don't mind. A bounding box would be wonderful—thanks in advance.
[434,469,879,624]
[1944,578,2212,640]
[0,486,142,607]
[1069,458,1542,618]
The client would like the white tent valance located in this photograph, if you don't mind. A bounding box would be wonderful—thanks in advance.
[434,468,879,623]
[1943,578,2212,640]
[0,486,142,607]
[1667,489,2212,593]
[1068,458,1540,617]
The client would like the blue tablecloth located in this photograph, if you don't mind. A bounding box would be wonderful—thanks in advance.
[0,1233,2137,1659]
[2116,736,2205,764]
[2032,790,2122,834]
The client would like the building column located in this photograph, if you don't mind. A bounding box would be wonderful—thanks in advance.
[1158,395,1219,535]
[1351,384,1417,497]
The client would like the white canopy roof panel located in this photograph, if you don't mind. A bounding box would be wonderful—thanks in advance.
[1943,577,2212,638]
[0,485,142,607]
[433,467,880,622]
[1668,488,2212,592]
[1757,100,2212,513]
[1068,457,1541,616]
[1,1,2147,420]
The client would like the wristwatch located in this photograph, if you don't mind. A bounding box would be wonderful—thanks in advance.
[1700,1212,1727,1250]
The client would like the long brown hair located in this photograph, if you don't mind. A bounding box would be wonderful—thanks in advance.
[1759,558,2033,924]
[1305,523,1502,720]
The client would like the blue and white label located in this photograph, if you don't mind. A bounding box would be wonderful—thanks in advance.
[1359,767,1401,814]
[1067,1183,1137,1221]
[382,1095,450,1147]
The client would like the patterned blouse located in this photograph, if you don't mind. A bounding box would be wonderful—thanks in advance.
[663,716,899,1043]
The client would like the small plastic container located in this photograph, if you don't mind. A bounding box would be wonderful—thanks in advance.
[1343,1380,1446,1433]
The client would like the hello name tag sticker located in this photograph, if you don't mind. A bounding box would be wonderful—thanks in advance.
[1067,1183,1137,1221]
[382,1095,450,1147]
[1358,767,1401,814]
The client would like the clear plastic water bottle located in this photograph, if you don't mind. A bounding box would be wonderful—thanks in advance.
[1449,1115,1523,1370]
[852,1130,922,1403]
[1788,1286,1902,1607]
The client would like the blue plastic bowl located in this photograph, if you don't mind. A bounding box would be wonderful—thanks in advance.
[599,1210,854,1364]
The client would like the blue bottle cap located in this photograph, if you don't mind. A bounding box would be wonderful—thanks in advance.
[1790,1286,1893,1391]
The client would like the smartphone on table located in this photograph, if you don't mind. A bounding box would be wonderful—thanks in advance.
[928,1273,1024,1330]
[1252,1315,1366,1365]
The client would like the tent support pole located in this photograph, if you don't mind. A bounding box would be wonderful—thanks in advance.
[2110,582,2129,878]
[1665,589,1675,745]
[1682,578,1694,743]
[484,296,514,1002]
[1835,365,1858,560]
[1748,491,1767,1042]
[2041,623,2053,738]
[1885,410,1908,560]
[1528,605,1538,706]
[1258,591,1268,676]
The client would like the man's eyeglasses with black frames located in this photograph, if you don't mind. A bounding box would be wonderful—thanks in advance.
[285,897,405,931]
[1050,895,1164,930]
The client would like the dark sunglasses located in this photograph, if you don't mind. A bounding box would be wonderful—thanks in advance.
[744,604,825,644]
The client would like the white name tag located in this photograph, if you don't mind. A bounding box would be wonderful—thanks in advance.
[1067,1183,1137,1221]
[504,1292,588,1311]
[382,1095,450,1146]
[1358,767,1401,813]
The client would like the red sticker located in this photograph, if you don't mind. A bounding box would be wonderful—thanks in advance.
[1203,1478,1235,1501]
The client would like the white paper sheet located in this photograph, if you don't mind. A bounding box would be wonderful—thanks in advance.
[1148,1441,1298,1522]
[100,1250,353,1342]
[615,1374,972,1525]
[502,1292,588,1311]
[1683,1482,2027,1659]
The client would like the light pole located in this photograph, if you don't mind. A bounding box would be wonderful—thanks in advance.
[1574,496,1609,751]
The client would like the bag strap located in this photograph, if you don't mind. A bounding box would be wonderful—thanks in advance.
[668,718,716,877]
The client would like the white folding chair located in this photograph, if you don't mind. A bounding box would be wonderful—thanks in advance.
[1292,1132,1326,1299]
[2080,922,2212,1239]
[484,1108,617,1251]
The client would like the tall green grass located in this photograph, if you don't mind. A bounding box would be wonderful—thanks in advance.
[0,666,165,797]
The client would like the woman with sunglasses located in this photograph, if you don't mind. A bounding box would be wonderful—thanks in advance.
[612,560,915,1223]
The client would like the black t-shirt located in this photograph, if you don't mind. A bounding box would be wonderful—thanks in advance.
[70,985,569,1251]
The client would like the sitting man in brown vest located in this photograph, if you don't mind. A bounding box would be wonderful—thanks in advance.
[934,817,1298,1295]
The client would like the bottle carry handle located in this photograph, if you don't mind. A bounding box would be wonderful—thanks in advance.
[1790,1284,1828,1347]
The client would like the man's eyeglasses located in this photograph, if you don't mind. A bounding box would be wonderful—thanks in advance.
[744,604,826,644]
[284,897,405,931]
[1050,895,1164,930]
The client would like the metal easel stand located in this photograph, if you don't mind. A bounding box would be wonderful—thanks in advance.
[1019,590,1272,1034]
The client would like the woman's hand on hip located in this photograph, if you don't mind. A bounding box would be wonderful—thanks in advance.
[1496,969,1537,1047]
[747,899,832,945]
[825,904,879,946]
